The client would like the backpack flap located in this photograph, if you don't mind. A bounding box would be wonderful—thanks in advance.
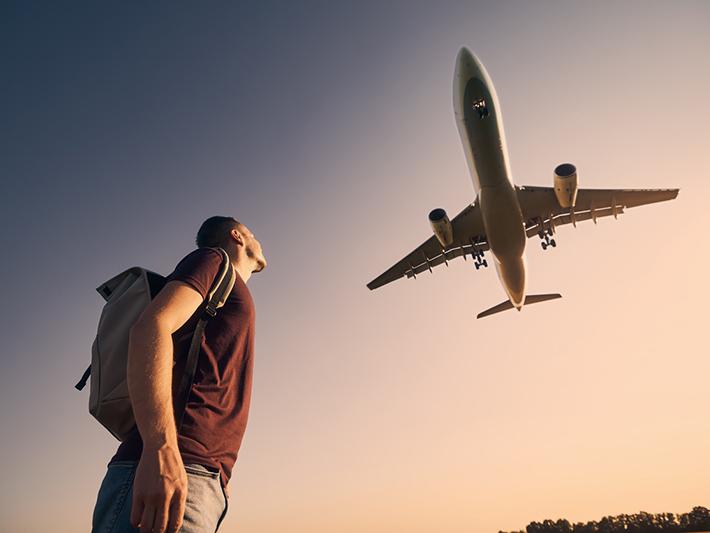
[97,267,164,302]
[96,267,143,302]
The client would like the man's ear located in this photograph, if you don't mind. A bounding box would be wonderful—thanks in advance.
[230,228,244,246]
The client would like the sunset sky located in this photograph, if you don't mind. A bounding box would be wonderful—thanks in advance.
[1,2,709,532]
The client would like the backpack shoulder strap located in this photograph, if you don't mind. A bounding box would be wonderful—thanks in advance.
[174,248,235,429]
[202,247,236,316]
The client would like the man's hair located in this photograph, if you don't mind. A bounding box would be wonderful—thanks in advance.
[196,216,241,248]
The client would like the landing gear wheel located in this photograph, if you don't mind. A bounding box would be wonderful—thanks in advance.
[482,260,488,267]
[541,241,548,250]
[550,239,557,247]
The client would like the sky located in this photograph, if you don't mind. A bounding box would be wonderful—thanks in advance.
[1,1,709,532]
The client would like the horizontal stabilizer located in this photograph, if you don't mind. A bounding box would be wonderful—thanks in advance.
[477,293,562,319]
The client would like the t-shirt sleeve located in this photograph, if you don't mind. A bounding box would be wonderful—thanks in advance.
[166,248,223,299]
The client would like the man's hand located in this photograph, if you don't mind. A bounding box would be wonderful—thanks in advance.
[130,445,188,533]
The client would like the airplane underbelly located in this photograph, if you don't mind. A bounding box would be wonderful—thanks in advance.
[478,186,526,261]
[495,255,526,307]
[478,186,527,305]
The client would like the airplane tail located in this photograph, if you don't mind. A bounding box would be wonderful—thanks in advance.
[477,293,562,319]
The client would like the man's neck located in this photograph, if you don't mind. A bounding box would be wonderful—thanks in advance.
[233,260,252,284]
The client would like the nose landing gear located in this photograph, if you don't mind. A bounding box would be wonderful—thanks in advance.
[472,98,489,119]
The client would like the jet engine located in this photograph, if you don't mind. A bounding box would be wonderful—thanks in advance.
[554,163,578,208]
[429,208,453,247]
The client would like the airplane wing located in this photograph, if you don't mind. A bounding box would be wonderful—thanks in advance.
[516,186,679,237]
[367,202,488,290]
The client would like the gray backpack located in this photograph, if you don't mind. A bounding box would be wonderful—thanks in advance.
[75,248,235,441]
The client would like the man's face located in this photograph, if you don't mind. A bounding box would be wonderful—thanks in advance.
[238,223,267,272]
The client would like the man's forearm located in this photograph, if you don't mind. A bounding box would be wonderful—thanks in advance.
[127,320,178,450]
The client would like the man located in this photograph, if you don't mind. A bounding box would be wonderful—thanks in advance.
[92,216,266,533]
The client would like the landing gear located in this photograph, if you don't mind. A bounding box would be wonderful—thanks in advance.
[471,247,488,269]
[538,227,556,250]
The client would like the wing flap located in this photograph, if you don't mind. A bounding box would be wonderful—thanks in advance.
[525,205,626,237]
[403,241,491,279]
[367,202,488,290]
[518,185,678,236]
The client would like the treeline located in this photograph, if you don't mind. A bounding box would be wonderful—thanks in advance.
[500,506,710,533]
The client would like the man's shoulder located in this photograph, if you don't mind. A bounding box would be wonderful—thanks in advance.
[178,247,223,265]
[168,248,225,299]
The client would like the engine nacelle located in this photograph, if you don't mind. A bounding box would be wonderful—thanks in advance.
[554,163,579,208]
[429,208,453,247]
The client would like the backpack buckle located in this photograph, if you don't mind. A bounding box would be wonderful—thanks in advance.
[204,304,217,318]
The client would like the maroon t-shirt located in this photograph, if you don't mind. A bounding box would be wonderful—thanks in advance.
[111,248,256,487]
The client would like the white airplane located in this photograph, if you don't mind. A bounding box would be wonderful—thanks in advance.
[367,47,679,318]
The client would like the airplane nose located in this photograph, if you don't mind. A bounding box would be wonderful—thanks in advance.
[457,46,486,78]
[455,47,475,77]
[457,46,473,63]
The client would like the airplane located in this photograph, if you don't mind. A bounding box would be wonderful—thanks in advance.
[367,47,679,319]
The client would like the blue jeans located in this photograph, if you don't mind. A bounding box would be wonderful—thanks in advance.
[92,461,228,533]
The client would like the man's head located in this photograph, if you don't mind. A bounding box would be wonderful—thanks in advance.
[196,216,266,273]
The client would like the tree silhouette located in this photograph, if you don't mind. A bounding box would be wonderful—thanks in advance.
[506,506,710,533]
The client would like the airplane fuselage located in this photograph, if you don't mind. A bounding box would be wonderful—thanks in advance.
[453,48,527,308]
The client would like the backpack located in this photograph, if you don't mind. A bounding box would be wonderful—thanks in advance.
[75,248,235,441]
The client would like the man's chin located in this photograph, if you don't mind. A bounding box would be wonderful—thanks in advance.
[253,258,267,273]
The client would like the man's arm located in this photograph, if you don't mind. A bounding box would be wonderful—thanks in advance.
[127,281,204,533]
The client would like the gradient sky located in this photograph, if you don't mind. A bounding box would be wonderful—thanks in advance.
[2,2,709,532]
